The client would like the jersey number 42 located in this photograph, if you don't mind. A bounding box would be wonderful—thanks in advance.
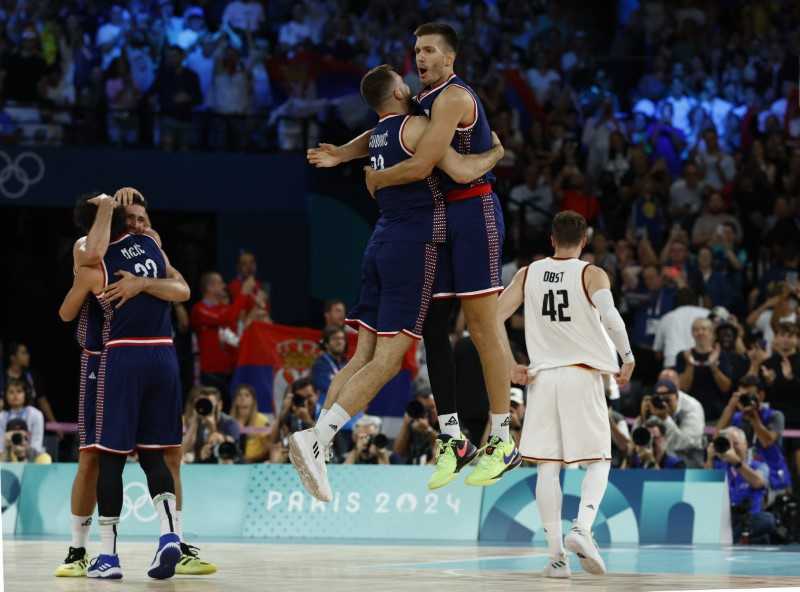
[542,289,571,322]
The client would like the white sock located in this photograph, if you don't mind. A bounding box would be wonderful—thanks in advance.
[174,510,183,541]
[153,493,178,536]
[71,514,92,549]
[316,403,350,446]
[576,461,610,531]
[317,408,329,423]
[536,462,565,556]
[490,413,510,442]
[438,412,460,438]
[98,516,119,555]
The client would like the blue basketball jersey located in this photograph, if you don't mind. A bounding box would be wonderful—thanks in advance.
[415,72,496,194]
[369,114,445,243]
[76,295,104,352]
[97,233,172,342]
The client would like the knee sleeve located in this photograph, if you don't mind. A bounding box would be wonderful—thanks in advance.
[422,299,457,415]
[97,452,127,518]
[137,449,175,498]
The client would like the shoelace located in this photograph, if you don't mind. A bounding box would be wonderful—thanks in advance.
[180,543,200,557]
[63,547,86,563]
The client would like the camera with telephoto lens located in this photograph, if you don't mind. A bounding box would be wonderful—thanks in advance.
[195,397,214,416]
[739,392,759,408]
[713,436,731,454]
[213,441,237,461]
[10,433,25,446]
[651,394,668,410]
[292,394,307,408]
[631,426,652,446]
[406,399,425,419]
[369,433,389,449]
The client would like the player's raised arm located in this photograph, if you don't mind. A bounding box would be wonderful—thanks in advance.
[584,265,635,385]
[59,265,104,321]
[103,248,190,309]
[365,86,471,194]
[73,193,116,267]
[307,129,373,168]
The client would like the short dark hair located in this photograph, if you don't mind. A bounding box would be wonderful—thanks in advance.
[360,64,396,111]
[414,22,459,54]
[291,376,317,394]
[675,287,696,307]
[324,298,345,313]
[72,192,128,238]
[776,322,798,337]
[199,271,219,294]
[321,326,345,345]
[551,210,587,247]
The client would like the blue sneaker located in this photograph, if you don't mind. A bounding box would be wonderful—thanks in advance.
[87,554,123,579]
[147,533,181,579]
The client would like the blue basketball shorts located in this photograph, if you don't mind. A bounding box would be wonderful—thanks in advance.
[95,342,183,454]
[433,192,505,298]
[346,241,438,339]
[78,349,101,450]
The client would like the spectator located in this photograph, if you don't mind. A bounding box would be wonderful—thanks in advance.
[0,378,44,455]
[323,298,346,331]
[95,5,129,71]
[653,288,709,368]
[277,3,312,55]
[526,49,560,105]
[608,393,631,468]
[694,129,736,191]
[634,374,706,467]
[269,377,317,463]
[146,45,202,151]
[761,322,800,433]
[707,426,775,544]
[191,271,256,409]
[311,327,347,409]
[507,163,555,241]
[2,28,48,103]
[624,417,686,469]
[181,386,242,464]
[211,44,251,150]
[715,376,792,494]
[342,415,390,465]
[185,35,217,111]
[659,233,704,296]
[228,249,271,319]
[105,56,141,146]
[675,317,733,421]
[716,319,751,387]
[647,102,685,178]
[230,383,270,463]
[175,7,208,52]
[668,160,703,222]
[2,343,57,429]
[221,0,265,34]
[2,418,51,463]
[697,246,733,310]
[392,392,438,465]
[691,191,743,249]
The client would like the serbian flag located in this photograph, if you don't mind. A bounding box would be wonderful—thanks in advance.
[232,322,417,417]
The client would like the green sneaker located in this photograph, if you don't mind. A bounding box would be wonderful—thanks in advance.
[464,435,522,486]
[427,434,479,490]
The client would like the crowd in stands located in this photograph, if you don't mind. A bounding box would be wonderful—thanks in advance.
[6,0,800,544]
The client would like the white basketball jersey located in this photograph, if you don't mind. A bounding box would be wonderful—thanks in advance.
[524,257,619,374]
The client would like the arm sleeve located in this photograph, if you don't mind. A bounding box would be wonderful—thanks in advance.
[591,288,634,364]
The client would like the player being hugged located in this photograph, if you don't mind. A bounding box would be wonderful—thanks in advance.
[497,210,635,579]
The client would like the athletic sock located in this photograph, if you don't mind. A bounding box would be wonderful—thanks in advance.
[576,461,610,531]
[438,412,460,438]
[174,510,183,541]
[317,408,329,424]
[71,514,92,549]
[536,462,565,556]
[490,413,510,442]
[98,516,119,555]
[316,403,350,446]
[153,493,178,536]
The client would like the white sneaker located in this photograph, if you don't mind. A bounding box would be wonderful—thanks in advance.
[541,552,571,578]
[564,521,606,575]
[288,428,332,502]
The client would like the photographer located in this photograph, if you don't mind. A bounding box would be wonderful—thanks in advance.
[2,418,51,463]
[706,426,776,544]
[623,417,685,469]
[634,376,705,467]
[0,378,45,455]
[343,415,390,465]
[392,393,438,465]
[269,377,317,463]
[181,386,242,464]
[715,376,791,493]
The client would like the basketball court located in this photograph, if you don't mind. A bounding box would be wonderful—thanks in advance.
[4,538,800,591]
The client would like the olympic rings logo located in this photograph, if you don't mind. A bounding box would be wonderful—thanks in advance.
[0,151,45,199]
[120,482,157,523]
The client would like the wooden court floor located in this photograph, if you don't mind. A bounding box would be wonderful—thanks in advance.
[4,539,800,591]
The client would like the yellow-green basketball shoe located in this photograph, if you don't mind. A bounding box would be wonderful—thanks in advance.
[427,434,479,490]
[54,546,89,577]
[464,435,522,486]
[175,543,217,575]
